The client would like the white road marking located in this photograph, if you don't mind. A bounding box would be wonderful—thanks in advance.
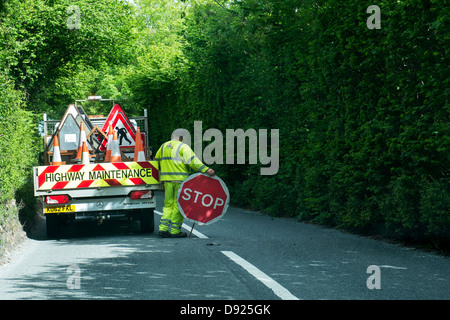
[221,250,299,300]
[154,210,209,239]
[379,265,408,270]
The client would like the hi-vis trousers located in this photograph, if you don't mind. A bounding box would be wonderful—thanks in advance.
[159,182,184,235]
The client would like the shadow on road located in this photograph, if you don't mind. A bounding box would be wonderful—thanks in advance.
[27,213,147,241]
[7,214,234,300]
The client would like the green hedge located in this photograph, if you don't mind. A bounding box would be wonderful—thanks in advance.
[130,0,449,247]
[0,74,36,226]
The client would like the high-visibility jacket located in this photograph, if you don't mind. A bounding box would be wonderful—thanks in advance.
[155,140,209,182]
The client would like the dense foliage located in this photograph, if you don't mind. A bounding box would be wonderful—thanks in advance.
[0,0,448,247]
[130,0,449,246]
[0,74,35,224]
[0,0,136,225]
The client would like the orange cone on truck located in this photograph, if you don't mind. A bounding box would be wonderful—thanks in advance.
[51,135,64,165]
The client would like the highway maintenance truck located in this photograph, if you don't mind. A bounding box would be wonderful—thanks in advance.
[33,97,161,238]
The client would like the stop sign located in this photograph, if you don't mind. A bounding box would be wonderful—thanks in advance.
[177,173,230,225]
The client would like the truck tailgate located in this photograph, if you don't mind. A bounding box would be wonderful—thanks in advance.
[34,161,160,196]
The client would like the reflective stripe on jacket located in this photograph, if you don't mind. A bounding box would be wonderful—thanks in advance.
[155,140,209,182]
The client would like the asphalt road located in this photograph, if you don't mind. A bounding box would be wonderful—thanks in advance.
[0,191,449,301]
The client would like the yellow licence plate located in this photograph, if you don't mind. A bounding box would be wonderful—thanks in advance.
[45,205,75,214]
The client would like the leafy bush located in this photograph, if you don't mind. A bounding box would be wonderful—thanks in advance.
[0,74,36,225]
[134,0,449,247]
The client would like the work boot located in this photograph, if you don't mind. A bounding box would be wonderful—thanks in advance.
[170,231,187,238]
[158,230,171,238]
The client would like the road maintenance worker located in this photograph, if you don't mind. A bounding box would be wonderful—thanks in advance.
[155,128,215,238]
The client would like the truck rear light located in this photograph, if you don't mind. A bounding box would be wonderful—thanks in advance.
[130,190,153,200]
[45,195,70,204]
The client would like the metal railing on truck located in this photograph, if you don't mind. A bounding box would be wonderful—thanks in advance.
[40,104,150,165]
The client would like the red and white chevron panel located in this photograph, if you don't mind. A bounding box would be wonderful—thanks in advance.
[37,161,159,191]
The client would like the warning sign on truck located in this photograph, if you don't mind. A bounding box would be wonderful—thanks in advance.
[37,161,159,190]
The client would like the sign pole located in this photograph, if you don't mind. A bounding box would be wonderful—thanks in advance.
[189,222,196,238]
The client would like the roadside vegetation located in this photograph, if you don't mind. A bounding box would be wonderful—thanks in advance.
[0,0,448,251]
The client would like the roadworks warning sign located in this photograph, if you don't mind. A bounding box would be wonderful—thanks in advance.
[36,161,159,190]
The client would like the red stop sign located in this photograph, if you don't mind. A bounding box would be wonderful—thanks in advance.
[177,173,230,225]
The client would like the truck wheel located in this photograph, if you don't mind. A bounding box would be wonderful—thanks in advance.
[140,209,154,233]
[46,215,61,239]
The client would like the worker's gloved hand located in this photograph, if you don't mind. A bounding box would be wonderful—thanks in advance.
[206,168,215,176]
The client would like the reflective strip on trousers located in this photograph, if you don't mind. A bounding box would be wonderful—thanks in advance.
[159,218,171,231]
[171,222,182,234]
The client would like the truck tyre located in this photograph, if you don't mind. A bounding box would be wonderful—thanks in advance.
[140,208,154,233]
[46,215,61,239]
